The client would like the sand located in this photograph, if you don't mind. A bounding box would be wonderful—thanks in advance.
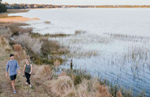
[0,16,39,22]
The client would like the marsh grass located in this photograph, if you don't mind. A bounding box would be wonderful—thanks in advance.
[75,30,86,35]
[106,33,150,42]
[57,66,146,97]
[30,33,72,38]
[45,21,51,24]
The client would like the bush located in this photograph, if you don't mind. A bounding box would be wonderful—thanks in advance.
[5,46,11,52]
[0,27,12,38]
[50,76,74,96]
[0,3,7,13]
[0,36,6,46]
[45,21,51,24]
[41,39,60,57]
[14,33,42,55]
[74,75,82,85]
[13,44,23,54]
[117,91,123,97]
[75,30,86,35]
[9,26,33,37]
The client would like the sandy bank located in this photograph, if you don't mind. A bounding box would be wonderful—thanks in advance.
[0,9,39,22]
[0,16,39,22]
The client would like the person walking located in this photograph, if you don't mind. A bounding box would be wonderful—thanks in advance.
[6,54,20,93]
[23,59,33,88]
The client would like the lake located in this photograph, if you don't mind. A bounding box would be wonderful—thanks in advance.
[9,8,150,96]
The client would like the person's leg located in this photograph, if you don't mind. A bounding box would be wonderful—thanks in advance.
[26,73,30,84]
[11,80,15,91]
[28,74,31,85]
[25,72,29,85]
[10,75,17,93]
[28,74,33,88]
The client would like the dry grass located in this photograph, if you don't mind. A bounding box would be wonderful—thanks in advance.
[0,26,12,37]
[0,36,7,46]
[106,33,150,42]
[41,38,67,56]
[10,26,33,36]
[33,65,52,81]
[49,76,75,97]
[117,91,123,97]
[13,44,23,54]
[45,21,51,24]
[14,33,43,54]
[75,30,86,35]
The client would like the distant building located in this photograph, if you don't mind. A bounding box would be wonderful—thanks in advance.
[6,4,12,9]
[34,5,37,8]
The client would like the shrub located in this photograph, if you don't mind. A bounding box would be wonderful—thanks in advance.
[0,36,6,46]
[10,26,33,37]
[75,30,86,35]
[50,76,74,96]
[74,74,82,85]
[14,33,42,54]
[13,44,23,54]
[41,39,60,57]
[32,65,52,80]
[0,26,11,37]
[4,46,11,52]
[117,91,123,97]
[14,33,32,49]
[45,21,51,24]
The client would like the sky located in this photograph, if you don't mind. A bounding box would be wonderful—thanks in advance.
[2,0,150,5]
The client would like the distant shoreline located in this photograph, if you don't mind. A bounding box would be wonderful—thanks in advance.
[0,9,39,22]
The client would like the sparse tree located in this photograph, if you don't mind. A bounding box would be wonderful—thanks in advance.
[0,0,7,13]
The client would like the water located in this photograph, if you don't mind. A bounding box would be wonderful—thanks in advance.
[9,8,150,96]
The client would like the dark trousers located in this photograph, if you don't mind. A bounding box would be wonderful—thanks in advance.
[25,72,31,85]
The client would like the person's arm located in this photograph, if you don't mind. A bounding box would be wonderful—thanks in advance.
[23,65,26,75]
[16,61,20,74]
[6,62,9,77]
[30,64,32,74]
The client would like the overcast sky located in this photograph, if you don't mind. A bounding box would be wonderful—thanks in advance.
[3,0,150,5]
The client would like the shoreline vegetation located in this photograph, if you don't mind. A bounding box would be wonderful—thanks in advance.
[0,9,146,97]
[4,3,150,9]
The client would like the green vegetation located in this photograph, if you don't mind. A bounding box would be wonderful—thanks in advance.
[0,0,7,13]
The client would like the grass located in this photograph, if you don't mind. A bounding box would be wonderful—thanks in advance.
[75,30,86,35]
[45,21,51,24]
[59,67,146,97]
[105,33,150,42]
[30,33,72,38]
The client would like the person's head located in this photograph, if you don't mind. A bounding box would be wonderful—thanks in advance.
[10,54,14,60]
[26,59,30,65]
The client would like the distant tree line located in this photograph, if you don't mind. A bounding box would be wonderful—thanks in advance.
[0,0,7,13]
